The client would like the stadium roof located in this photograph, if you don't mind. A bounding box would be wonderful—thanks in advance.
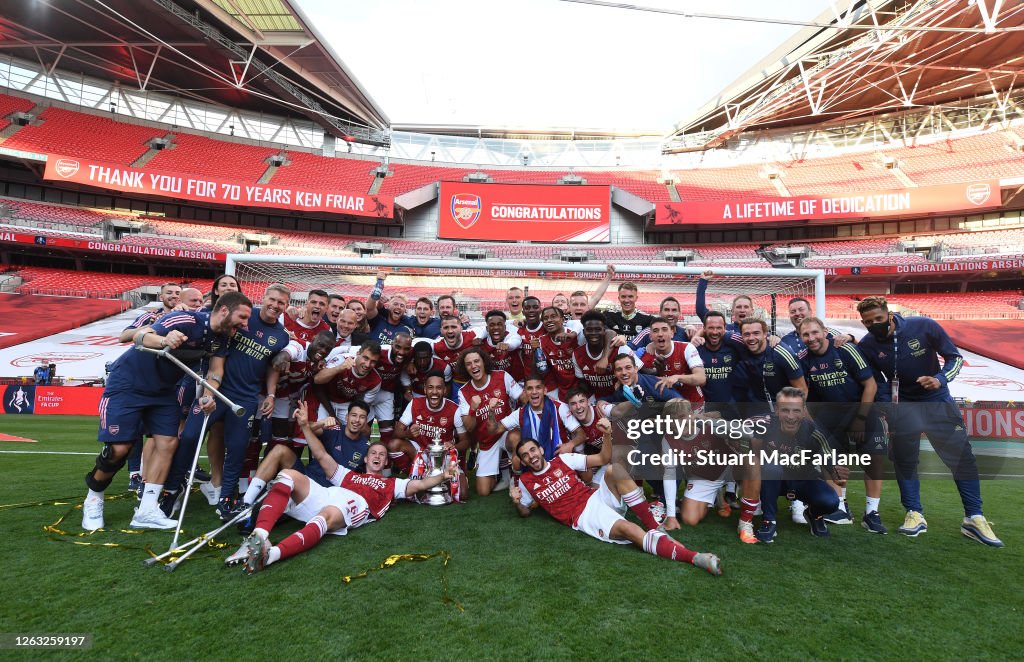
[668,0,1024,152]
[0,0,389,144]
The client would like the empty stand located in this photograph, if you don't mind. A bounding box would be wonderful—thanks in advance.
[779,154,903,196]
[2,107,161,164]
[884,291,1023,320]
[2,198,133,229]
[140,217,240,241]
[895,133,1024,185]
[376,164,472,197]
[13,266,167,299]
[672,165,777,201]
[146,133,279,182]
[0,93,35,131]
[804,254,926,267]
[0,292,130,349]
[270,151,378,192]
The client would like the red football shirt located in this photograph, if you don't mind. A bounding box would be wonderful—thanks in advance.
[518,454,594,527]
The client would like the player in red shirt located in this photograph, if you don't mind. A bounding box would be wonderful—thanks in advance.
[433,315,484,399]
[314,341,382,421]
[392,371,470,502]
[536,306,584,400]
[268,330,335,449]
[235,430,457,574]
[510,431,722,576]
[457,347,523,496]
[283,289,332,344]
[485,375,584,465]
[478,310,522,374]
[563,388,611,484]
[639,317,706,408]
[573,310,630,400]
[402,340,453,399]
[512,296,546,382]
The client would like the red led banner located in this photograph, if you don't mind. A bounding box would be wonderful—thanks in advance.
[438,182,610,242]
[44,154,393,219]
[656,181,1001,225]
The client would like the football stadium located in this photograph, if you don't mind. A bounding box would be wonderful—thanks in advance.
[0,0,1022,658]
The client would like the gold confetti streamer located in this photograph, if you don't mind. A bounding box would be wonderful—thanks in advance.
[340,550,463,611]
[4,491,230,559]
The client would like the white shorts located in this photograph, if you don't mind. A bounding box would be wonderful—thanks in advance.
[573,479,630,545]
[683,475,729,506]
[284,479,370,536]
[322,401,350,424]
[474,433,508,477]
[272,395,296,419]
[372,396,394,423]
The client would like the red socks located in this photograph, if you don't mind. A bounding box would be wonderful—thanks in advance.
[255,477,292,533]
[274,515,327,561]
[740,498,760,523]
[623,488,660,531]
[643,530,697,564]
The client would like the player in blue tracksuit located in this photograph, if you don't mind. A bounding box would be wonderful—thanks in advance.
[779,296,857,355]
[691,311,742,417]
[116,283,183,490]
[754,387,844,542]
[302,414,371,487]
[856,296,1002,546]
[731,318,807,416]
[364,271,416,344]
[798,316,888,533]
[80,292,251,531]
[695,272,756,334]
[168,286,291,520]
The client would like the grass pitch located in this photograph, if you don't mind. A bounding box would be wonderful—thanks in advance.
[0,415,1021,660]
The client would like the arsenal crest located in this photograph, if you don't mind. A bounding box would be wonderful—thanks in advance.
[966,182,991,206]
[439,417,449,426]
[55,158,80,178]
[450,193,482,230]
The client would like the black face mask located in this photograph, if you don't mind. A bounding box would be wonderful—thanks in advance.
[868,320,891,340]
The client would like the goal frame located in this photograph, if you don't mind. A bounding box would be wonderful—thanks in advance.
[225,255,827,321]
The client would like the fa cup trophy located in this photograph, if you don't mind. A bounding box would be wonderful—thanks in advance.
[423,439,450,506]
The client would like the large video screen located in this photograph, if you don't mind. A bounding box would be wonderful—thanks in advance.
[438,181,610,242]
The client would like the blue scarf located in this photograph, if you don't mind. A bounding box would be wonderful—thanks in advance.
[522,397,560,459]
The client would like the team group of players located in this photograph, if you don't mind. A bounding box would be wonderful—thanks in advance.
[79,265,1004,578]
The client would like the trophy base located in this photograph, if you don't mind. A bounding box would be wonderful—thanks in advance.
[424,490,449,506]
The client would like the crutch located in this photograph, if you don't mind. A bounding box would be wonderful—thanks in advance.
[136,341,247,555]
[166,413,209,552]
[135,341,247,417]
[143,495,263,571]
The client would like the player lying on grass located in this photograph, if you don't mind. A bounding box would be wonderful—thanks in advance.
[510,426,723,576]
[228,425,457,573]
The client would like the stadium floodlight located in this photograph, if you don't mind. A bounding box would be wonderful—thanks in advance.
[227,256,826,334]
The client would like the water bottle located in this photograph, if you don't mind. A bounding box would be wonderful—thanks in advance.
[534,347,548,374]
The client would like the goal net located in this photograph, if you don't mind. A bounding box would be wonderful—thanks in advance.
[227,256,826,334]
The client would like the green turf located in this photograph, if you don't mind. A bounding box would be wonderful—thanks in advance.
[0,415,1021,660]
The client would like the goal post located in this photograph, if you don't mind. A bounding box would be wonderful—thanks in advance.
[226,255,827,333]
